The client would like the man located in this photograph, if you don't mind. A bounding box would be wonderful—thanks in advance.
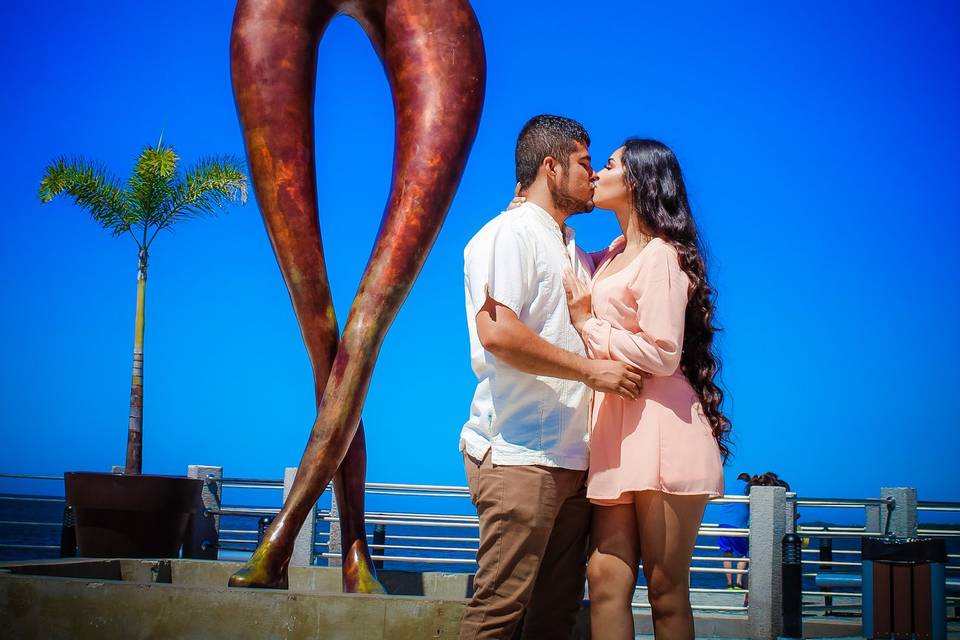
[459,115,645,639]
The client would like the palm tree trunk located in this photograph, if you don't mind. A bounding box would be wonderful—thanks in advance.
[125,247,147,475]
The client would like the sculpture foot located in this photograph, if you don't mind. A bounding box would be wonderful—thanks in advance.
[228,553,289,590]
[342,539,386,594]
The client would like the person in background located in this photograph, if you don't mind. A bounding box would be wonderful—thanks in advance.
[717,472,751,590]
[724,471,797,607]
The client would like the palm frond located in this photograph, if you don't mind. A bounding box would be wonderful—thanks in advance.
[38,157,131,235]
[128,145,180,229]
[154,156,248,235]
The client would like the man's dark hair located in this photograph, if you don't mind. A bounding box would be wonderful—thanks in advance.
[515,115,590,189]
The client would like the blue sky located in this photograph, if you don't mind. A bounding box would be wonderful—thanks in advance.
[1,1,958,503]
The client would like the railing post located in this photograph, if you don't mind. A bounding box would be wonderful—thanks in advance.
[184,465,222,559]
[784,491,797,534]
[782,532,803,638]
[372,524,386,570]
[880,487,917,537]
[748,485,786,640]
[780,491,802,636]
[327,481,342,567]
[819,537,834,614]
[59,506,76,558]
[865,502,881,534]
[284,467,316,567]
[257,516,274,545]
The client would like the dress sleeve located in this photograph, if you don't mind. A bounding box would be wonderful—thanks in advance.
[580,243,689,376]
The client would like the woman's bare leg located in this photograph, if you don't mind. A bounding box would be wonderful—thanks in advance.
[635,491,708,640]
[587,503,639,640]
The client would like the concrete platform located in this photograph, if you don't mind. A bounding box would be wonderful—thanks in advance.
[1,559,469,640]
[0,559,864,639]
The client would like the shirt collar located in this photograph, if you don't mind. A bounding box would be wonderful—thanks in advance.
[524,201,576,243]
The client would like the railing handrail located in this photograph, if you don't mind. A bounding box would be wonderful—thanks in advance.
[3,472,958,509]
[0,473,63,481]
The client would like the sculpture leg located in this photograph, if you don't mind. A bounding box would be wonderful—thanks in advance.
[228,0,383,592]
[331,426,386,592]
[229,0,485,589]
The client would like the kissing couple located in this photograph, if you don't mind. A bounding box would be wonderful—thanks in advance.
[459,115,731,639]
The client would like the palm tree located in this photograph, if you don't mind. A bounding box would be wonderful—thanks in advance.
[38,141,248,475]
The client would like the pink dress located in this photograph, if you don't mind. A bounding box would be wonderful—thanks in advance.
[581,236,724,503]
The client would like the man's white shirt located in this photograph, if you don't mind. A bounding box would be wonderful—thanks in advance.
[461,201,594,470]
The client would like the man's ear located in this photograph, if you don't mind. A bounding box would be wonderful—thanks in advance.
[541,155,560,182]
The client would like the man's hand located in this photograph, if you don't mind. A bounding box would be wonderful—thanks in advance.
[581,359,645,400]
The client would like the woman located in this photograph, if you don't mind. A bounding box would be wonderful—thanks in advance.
[516,138,729,638]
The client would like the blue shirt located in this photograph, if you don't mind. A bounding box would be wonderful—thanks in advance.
[717,480,749,527]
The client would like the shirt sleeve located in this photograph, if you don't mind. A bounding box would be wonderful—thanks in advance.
[465,219,533,318]
[587,248,609,272]
[581,244,688,376]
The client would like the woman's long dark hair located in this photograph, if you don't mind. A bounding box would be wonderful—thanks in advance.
[620,138,732,461]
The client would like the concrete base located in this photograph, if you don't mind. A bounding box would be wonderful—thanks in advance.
[0,559,865,639]
[1,559,466,640]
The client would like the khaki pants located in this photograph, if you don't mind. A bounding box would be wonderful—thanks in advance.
[459,451,591,640]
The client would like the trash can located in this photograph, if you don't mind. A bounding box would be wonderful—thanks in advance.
[861,536,946,640]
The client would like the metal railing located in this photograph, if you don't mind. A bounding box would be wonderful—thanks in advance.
[0,474,66,555]
[789,496,960,616]
[2,472,958,621]
[0,472,753,612]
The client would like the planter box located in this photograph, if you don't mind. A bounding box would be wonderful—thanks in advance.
[64,472,202,558]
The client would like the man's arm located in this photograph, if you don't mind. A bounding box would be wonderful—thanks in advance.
[476,296,644,399]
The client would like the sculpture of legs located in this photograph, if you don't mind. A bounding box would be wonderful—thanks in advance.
[229,0,384,592]
[228,0,485,589]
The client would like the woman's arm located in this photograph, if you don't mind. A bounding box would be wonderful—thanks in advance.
[567,245,688,376]
[476,296,644,398]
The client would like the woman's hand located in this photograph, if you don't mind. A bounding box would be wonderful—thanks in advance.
[506,182,526,210]
[562,269,592,332]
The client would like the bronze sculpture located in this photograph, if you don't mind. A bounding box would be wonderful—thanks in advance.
[228,0,485,590]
